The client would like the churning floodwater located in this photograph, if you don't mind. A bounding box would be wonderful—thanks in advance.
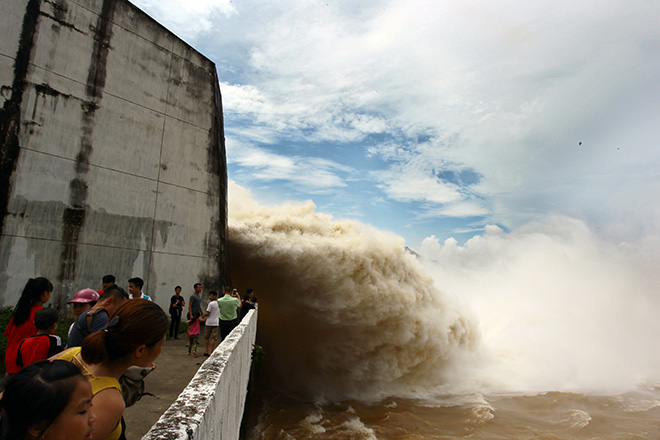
[227,183,660,439]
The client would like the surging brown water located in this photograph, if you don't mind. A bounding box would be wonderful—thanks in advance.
[228,186,478,402]
[244,389,660,439]
[228,183,660,438]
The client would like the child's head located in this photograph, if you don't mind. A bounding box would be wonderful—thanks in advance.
[34,307,58,333]
[0,360,95,440]
[190,311,201,323]
[209,291,218,300]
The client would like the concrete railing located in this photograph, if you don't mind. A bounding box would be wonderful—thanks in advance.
[142,310,258,439]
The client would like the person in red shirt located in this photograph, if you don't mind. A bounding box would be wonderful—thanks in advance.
[4,277,53,376]
[16,308,63,369]
[97,274,116,295]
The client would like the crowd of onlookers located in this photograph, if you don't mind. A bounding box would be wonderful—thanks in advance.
[177,284,257,358]
[0,275,257,440]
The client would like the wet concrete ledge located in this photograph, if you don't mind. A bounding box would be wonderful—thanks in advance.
[142,310,257,440]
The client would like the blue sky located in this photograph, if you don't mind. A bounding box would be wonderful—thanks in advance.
[132,0,660,248]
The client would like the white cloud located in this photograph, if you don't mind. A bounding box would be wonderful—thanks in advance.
[419,202,491,220]
[376,171,461,205]
[136,0,660,241]
[226,137,352,193]
[131,0,236,42]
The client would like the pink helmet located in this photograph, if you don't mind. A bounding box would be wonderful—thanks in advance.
[67,288,100,304]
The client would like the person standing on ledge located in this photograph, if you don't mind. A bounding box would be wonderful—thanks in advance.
[218,286,241,341]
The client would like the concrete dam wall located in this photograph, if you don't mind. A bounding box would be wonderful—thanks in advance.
[0,0,228,311]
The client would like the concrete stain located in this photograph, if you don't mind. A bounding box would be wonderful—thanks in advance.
[57,0,116,297]
[41,0,85,34]
[31,83,72,119]
[0,196,172,309]
[0,0,41,239]
[34,83,69,98]
[201,71,229,288]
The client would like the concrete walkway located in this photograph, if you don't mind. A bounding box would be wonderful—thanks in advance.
[123,333,210,439]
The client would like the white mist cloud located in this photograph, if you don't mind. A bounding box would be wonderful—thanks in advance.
[418,217,660,393]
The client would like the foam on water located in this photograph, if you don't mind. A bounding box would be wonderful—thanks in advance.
[559,410,592,429]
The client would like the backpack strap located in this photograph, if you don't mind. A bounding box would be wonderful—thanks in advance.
[16,338,27,367]
[84,306,106,333]
[74,306,106,336]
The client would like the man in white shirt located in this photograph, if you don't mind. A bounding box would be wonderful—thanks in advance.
[128,277,152,301]
[202,291,220,356]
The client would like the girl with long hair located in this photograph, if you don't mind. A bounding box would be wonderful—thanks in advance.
[4,277,53,375]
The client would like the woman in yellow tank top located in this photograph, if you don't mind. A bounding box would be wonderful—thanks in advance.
[53,297,168,440]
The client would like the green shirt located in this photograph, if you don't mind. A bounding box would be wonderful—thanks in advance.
[217,294,241,321]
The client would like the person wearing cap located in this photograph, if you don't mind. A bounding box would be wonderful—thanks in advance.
[66,285,129,348]
[66,288,100,339]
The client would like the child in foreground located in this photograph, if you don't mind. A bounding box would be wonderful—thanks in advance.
[0,359,96,440]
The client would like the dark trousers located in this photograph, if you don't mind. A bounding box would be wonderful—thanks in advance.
[169,313,181,338]
[219,318,238,340]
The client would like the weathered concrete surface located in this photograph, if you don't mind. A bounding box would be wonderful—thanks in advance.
[0,0,228,312]
[143,309,257,440]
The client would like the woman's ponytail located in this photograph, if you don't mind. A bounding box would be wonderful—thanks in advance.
[80,330,110,364]
[13,277,53,326]
[80,299,168,365]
